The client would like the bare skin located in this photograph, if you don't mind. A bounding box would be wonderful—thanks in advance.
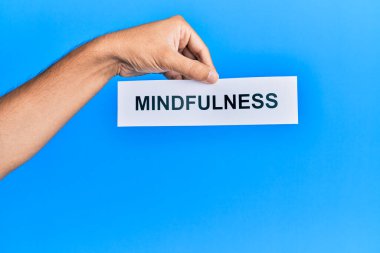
[0,15,219,179]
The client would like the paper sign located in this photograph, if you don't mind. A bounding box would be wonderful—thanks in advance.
[118,76,298,127]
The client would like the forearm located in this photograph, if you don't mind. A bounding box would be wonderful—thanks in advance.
[0,16,217,179]
[0,36,117,177]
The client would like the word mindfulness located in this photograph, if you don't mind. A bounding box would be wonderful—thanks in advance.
[136,93,278,111]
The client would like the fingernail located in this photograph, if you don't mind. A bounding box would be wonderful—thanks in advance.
[206,71,219,84]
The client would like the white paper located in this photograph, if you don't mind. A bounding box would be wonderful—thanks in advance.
[118,76,298,127]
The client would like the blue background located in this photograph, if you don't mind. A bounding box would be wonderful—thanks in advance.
[1,0,379,252]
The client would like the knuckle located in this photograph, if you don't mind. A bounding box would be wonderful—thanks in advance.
[171,15,186,23]
[195,47,209,59]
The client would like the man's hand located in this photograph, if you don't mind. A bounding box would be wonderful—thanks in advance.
[0,16,218,178]
[103,15,218,83]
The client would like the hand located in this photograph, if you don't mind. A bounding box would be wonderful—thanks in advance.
[0,16,218,178]
[99,15,219,84]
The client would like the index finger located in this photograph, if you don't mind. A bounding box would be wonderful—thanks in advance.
[185,24,216,70]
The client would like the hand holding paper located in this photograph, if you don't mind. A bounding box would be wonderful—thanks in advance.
[104,15,219,83]
[0,15,297,178]
[0,16,218,177]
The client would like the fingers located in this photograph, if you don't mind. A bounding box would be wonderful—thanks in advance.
[182,47,197,60]
[162,16,219,83]
[168,16,216,69]
[185,26,216,71]
[164,47,196,80]
[165,51,218,84]
[164,71,182,80]
[173,16,218,82]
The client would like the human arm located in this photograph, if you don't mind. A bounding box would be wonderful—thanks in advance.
[0,15,218,178]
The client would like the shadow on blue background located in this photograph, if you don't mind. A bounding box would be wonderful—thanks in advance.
[0,0,379,252]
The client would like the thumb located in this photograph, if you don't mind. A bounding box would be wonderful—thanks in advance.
[166,52,219,84]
